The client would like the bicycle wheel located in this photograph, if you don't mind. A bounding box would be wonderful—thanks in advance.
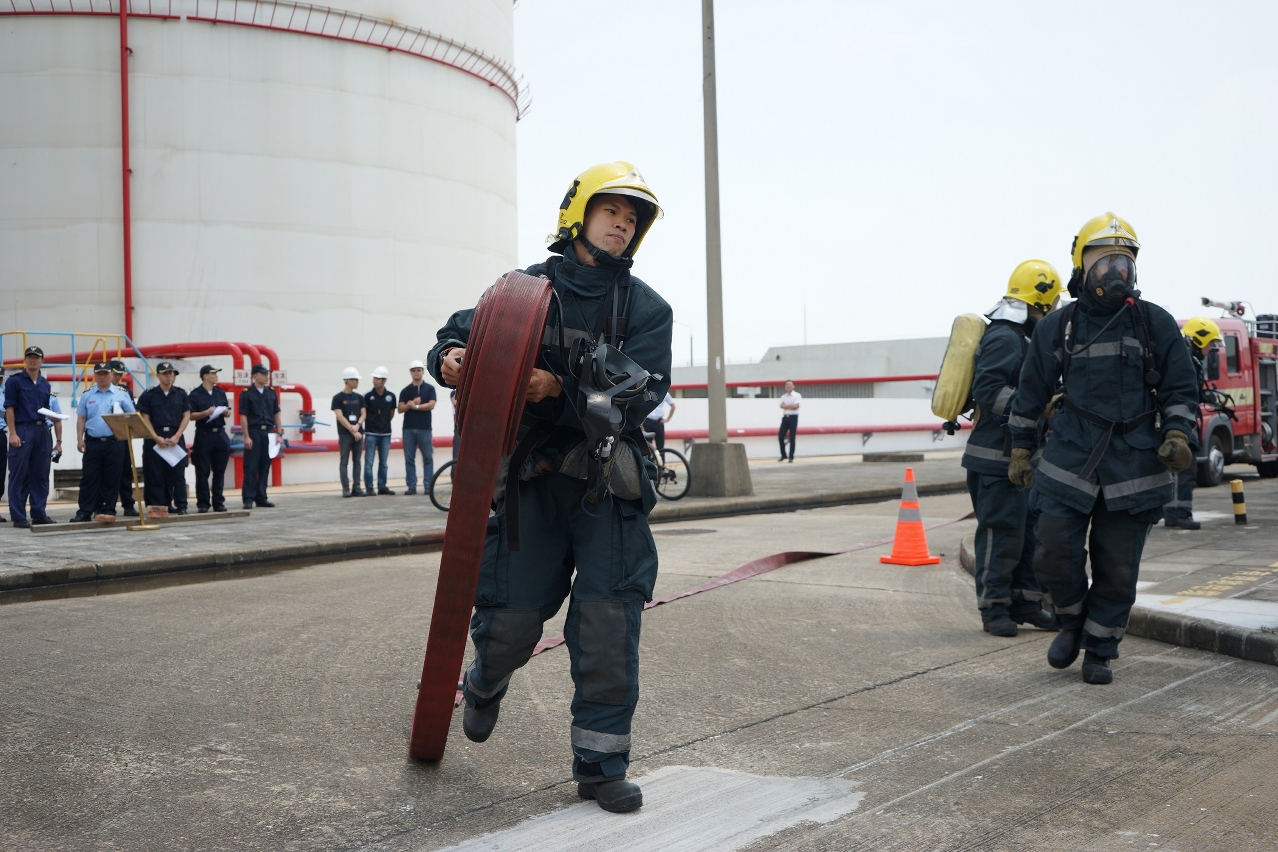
[429,460,455,512]
[656,447,691,500]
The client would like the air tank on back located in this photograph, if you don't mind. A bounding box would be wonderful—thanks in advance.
[0,0,522,482]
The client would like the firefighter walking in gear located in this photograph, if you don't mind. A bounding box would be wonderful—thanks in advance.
[1163,317,1221,530]
[429,162,671,814]
[962,260,1062,637]
[1009,213,1198,684]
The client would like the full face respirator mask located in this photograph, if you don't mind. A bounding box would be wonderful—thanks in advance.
[1085,249,1139,308]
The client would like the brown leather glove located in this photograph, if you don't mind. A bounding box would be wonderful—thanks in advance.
[1158,429,1193,472]
[1008,447,1035,489]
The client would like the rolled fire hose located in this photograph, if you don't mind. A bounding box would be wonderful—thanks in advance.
[408,271,553,761]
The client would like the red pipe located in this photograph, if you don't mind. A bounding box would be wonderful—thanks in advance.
[232,342,264,369]
[119,3,133,341]
[252,344,281,372]
[671,374,939,390]
[136,341,248,371]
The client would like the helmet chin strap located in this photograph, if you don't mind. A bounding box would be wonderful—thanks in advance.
[577,236,634,270]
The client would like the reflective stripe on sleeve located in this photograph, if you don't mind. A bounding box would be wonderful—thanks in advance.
[1163,404,1195,422]
[571,726,632,754]
[963,443,1010,462]
[1008,415,1038,430]
[992,386,1016,416]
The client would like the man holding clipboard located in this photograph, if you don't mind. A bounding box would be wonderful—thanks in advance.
[136,361,192,516]
[189,365,231,513]
[4,345,60,527]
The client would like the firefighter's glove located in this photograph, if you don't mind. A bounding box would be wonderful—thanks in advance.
[1008,448,1035,490]
[1158,429,1193,472]
[1044,392,1065,420]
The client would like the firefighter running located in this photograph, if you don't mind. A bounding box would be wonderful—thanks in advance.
[1009,213,1198,685]
[961,260,1062,637]
[428,163,672,813]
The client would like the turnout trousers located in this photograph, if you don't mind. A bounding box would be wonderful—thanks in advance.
[461,472,659,784]
[965,470,1045,622]
[78,438,125,516]
[192,430,230,511]
[7,423,51,523]
[142,439,188,510]
[1031,489,1156,659]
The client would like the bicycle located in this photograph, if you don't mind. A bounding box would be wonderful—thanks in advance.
[645,432,690,501]
[428,436,691,511]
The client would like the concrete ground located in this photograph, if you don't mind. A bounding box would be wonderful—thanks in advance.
[0,453,968,591]
[3,492,1276,851]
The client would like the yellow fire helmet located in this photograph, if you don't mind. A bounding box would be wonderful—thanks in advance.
[548,162,663,257]
[1005,259,1063,312]
[1182,316,1223,350]
[1071,212,1140,273]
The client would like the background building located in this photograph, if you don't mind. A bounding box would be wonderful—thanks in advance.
[0,0,522,484]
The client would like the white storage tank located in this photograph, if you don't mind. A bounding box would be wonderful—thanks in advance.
[0,0,522,483]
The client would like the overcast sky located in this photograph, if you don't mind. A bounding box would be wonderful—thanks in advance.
[511,1,1278,366]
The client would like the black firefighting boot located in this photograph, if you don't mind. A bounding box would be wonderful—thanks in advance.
[1082,651,1113,685]
[1048,627,1083,669]
[983,615,1018,637]
[462,702,500,743]
[1016,608,1059,631]
[578,779,644,813]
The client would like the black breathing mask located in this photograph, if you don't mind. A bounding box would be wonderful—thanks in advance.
[1086,253,1139,307]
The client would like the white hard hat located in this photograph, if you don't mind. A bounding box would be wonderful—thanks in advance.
[409,359,425,370]
[342,367,361,381]
[371,366,390,379]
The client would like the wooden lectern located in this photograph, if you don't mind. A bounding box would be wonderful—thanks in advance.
[101,412,160,531]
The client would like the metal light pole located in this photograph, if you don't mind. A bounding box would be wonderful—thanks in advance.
[702,0,728,444]
[690,0,753,496]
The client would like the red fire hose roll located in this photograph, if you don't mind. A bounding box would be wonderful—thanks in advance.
[408,271,553,761]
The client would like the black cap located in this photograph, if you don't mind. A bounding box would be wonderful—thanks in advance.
[251,363,270,375]
[155,361,179,375]
[110,359,127,373]
[199,364,221,377]
[93,361,112,373]
[24,345,43,358]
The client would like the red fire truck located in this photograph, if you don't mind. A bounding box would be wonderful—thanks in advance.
[1185,300,1278,485]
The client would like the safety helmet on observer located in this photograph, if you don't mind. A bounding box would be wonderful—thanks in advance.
[1182,316,1222,350]
[1005,260,1063,312]
[342,367,361,381]
[408,360,425,370]
[548,162,663,258]
[371,366,390,379]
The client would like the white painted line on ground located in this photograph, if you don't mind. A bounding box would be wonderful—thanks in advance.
[434,766,864,852]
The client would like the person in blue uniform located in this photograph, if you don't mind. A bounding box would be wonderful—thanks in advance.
[1009,214,1198,685]
[189,365,232,513]
[4,346,60,527]
[962,261,1062,637]
[136,362,192,515]
[239,364,282,509]
[0,368,7,523]
[429,162,671,814]
[73,362,136,522]
[110,360,140,517]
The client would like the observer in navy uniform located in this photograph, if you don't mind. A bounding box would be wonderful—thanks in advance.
[239,363,282,509]
[136,361,193,514]
[428,163,671,814]
[1009,214,1198,685]
[188,365,232,513]
[4,346,60,527]
[73,362,136,522]
[961,261,1061,638]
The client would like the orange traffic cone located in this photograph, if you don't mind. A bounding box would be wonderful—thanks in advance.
[880,467,941,566]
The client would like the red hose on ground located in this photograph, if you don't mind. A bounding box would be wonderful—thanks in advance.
[409,271,553,761]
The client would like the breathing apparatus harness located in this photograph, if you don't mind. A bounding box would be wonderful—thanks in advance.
[502,256,661,549]
[1056,291,1163,480]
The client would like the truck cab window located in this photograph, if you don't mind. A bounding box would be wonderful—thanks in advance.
[1207,348,1220,381]
[1225,334,1240,374]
